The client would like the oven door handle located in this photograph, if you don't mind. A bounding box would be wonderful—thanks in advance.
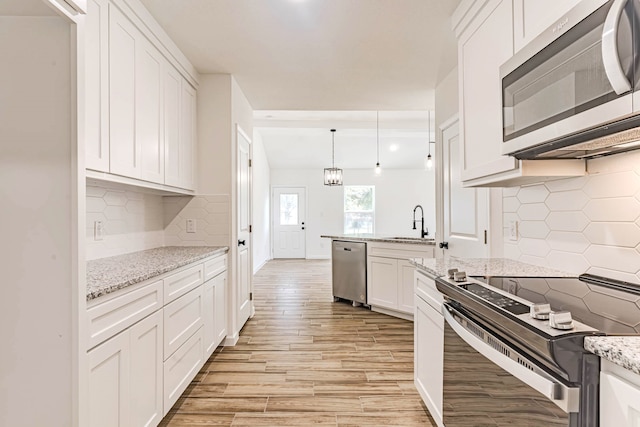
[443,306,580,413]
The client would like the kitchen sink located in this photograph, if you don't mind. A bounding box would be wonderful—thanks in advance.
[389,237,435,242]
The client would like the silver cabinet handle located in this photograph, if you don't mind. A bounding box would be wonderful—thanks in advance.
[602,0,631,94]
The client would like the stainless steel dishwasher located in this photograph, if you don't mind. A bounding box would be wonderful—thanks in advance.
[331,240,367,305]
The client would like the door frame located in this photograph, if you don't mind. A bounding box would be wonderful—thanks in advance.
[271,185,308,259]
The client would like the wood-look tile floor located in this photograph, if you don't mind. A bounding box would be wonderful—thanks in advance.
[160,259,435,426]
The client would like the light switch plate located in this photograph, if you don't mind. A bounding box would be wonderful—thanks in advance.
[94,220,104,241]
[186,219,196,233]
[508,220,518,241]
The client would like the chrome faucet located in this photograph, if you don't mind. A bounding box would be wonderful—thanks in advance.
[412,205,429,238]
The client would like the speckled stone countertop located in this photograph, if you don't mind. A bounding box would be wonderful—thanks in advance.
[410,257,575,278]
[585,337,640,375]
[321,234,436,246]
[87,246,228,301]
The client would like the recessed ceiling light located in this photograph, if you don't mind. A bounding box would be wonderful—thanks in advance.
[389,144,399,152]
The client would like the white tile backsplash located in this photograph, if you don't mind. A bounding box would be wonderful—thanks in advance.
[85,180,230,260]
[503,150,640,282]
[86,184,165,260]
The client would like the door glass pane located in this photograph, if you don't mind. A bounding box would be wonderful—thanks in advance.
[279,194,298,225]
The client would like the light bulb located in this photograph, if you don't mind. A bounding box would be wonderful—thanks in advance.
[426,154,433,170]
[375,162,381,175]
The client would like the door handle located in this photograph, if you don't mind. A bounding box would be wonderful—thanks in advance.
[439,241,449,250]
[302,227,305,230]
[602,0,632,94]
[238,239,246,246]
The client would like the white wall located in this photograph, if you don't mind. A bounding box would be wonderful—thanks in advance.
[252,131,271,272]
[503,150,640,283]
[271,168,436,259]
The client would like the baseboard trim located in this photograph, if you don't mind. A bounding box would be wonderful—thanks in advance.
[370,305,414,322]
[222,333,239,346]
[253,258,270,274]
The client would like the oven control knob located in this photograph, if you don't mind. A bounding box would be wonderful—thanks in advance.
[530,303,551,320]
[549,311,574,330]
[453,271,467,282]
[447,268,458,279]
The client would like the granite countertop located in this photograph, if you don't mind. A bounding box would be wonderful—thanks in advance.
[585,337,640,376]
[87,246,228,301]
[410,257,575,278]
[321,234,436,246]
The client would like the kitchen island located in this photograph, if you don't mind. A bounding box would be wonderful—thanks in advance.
[322,234,435,320]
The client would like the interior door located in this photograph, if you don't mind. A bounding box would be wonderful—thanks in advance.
[272,187,306,259]
[236,125,252,328]
[441,117,489,258]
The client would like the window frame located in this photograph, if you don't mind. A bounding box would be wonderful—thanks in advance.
[343,185,375,235]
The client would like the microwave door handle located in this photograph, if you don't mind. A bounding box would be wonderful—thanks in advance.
[602,0,632,95]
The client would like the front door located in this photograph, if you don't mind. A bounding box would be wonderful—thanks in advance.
[236,125,252,327]
[441,116,489,258]
[272,187,306,259]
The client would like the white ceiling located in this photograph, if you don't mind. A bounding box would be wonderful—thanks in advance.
[138,0,461,110]
[256,111,435,170]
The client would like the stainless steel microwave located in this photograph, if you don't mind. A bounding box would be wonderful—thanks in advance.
[501,0,640,160]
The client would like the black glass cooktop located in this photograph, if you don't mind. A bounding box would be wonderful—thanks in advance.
[459,283,530,315]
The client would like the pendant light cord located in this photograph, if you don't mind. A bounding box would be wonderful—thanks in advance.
[376,111,380,164]
[331,129,336,168]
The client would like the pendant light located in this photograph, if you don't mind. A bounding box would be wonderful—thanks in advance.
[324,129,343,186]
[426,110,434,170]
[375,111,382,175]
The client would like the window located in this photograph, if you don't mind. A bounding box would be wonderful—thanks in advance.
[344,186,375,235]
[279,193,299,225]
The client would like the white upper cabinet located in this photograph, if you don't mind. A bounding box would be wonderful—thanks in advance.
[85,0,109,172]
[457,0,518,184]
[513,0,581,53]
[109,4,140,179]
[85,0,198,192]
[165,69,196,190]
[136,36,164,183]
[453,0,586,187]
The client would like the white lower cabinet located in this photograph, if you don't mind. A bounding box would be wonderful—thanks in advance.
[203,271,227,359]
[600,360,640,427]
[366,243,435,317]
[86,253,228,426]
[88,330,129,427]
[87,310,163,427]
[129,311,164,427]
[414,271,444,427]
[163,327,205,414]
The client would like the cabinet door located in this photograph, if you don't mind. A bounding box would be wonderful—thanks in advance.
[109,5,139,178]
[459,0,517,182]
[129,311,163,427]
[163,65,181,188]
[513,0,581,53]
[367,256,398,310]
[397,259,416,314]
[203,278,216,359]
[179,80,196,190]
[85,0,109,172]
[600,371,640,427]
[88,331,129,427]
[214,272,227,347]
[136,37,164,183]
[415,296,444,427]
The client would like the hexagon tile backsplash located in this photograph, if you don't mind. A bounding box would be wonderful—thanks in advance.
[86,183,230,261]
[503,150,640,283]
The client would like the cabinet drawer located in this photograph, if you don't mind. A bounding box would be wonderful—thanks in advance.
[163,326,204,414]
[415,272,443,313]
[164,263,203,304]
[163,285,203,359]
[87,279,163,349]
[204,255,227,282]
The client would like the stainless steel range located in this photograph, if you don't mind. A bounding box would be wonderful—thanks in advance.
[435,271,640,427]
